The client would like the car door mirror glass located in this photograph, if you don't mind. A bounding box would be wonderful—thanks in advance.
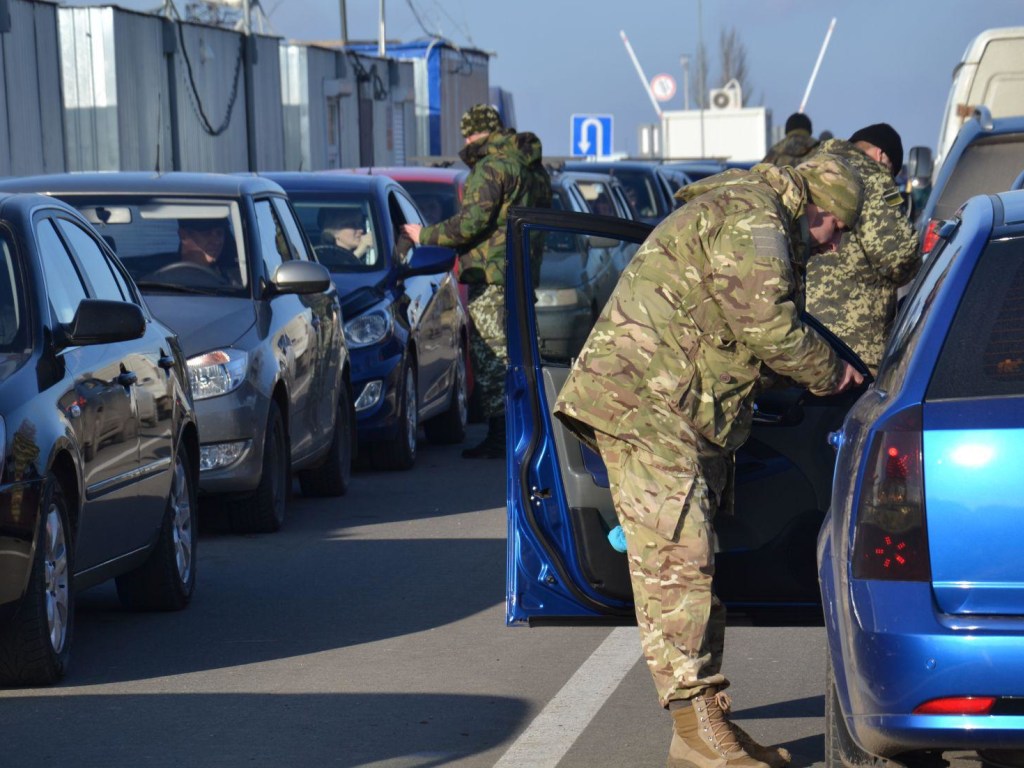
[401,245,455,277]
[907,146,934,181]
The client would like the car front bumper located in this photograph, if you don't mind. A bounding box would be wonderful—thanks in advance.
[194,381,269,495]
[350,343,405,443]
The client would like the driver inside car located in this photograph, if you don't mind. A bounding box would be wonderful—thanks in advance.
[317,209,374,267]
[177,217,240,285]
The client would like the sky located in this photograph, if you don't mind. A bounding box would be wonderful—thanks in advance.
[73,0,1024,158]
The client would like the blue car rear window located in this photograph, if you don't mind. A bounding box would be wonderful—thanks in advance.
[929,235,1024,398]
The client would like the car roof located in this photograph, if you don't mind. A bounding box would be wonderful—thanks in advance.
[562,160,664,173]
[343,167,467,183]
[260,171,393,195]
[0,171,285,198]
[994,188,1024,226]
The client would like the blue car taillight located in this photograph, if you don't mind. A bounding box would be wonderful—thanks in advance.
[852,406,931,581]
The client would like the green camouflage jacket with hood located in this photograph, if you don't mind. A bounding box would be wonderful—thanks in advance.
[553,164,843,469]
[419,128,551,285]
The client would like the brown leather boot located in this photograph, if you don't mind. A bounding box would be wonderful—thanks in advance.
[667,689,772,768]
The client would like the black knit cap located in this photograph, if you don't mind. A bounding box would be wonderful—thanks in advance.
[849,122,903,176]
[785,112,812,134]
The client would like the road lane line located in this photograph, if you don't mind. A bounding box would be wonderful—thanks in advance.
[493,626,641,768]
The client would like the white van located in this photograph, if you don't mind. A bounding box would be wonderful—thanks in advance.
[934,27,1024,173]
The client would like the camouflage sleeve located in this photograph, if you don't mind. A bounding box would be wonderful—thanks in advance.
[710,217,842,395]
[852,171,921,287]
[419,160,506,248]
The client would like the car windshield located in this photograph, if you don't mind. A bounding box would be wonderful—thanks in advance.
[72,197,248,297]
[0,232,26,353]
[290,196,384,274]
[934,133,1024,219]
[611,170,663,218]
[398,181,460,225]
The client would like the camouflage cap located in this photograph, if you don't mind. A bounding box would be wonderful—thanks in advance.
[795,155,863,229]
[460,104,502,137]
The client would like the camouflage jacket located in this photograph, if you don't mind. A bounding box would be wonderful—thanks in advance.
[553,165,843,469]
[763,129,819,167]
[419,129,551,285]
[805,138,921,372]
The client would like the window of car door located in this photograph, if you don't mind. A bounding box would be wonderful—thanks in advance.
[0,230,28,353]
[389,190,421,264]
[270,197,313,262]
[253,199,294,286]
[36,219,88,326]
[54,217,134,304]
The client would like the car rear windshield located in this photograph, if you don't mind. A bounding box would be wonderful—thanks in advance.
[72,197,249,297]
[398,182,460,225]
[934,133,1024,220]
[609,170,665,219]
[929,235,1024,398]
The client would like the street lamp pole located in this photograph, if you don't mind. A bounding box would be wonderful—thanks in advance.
[680,54,690,110]
[339,0,348,45]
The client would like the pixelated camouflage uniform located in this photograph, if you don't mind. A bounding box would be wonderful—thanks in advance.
[763,129,819,167]
[419,129,551,418]
[805,138,920,373]
[554,164,847,708]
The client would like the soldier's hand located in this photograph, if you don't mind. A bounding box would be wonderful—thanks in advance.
[402,223,423,245]
[833,361,865,394]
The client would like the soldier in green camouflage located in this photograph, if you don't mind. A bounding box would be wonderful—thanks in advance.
[554,158,865,768]
[763,113,820,167]
[403,104,551,459]
[806,123,921,373]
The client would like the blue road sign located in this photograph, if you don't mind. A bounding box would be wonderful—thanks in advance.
[571,114,613,157]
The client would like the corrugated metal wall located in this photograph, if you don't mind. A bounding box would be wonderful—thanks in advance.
[0,0,65,176]
[437,47,489,157]
[172,20,249,171]
[251,34,284,171]
[113,10,172,171]
[280,43,355,171]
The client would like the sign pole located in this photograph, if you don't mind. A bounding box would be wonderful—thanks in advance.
[619,30,662,119]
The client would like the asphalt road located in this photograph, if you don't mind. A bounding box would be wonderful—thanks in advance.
[0,424,981,768]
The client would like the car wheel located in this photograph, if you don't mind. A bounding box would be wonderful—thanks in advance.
[115,444,197,611]
[299,384,353,498]
[371,358,417,471]
[0,473,74,686]
[231,401,289,533]
[825,651,874,768]
[424,344,468,445]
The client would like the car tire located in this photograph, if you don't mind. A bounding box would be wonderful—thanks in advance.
[0,473,74,686]
[825,651,874,768]
[231,401,289,533]
[371,358,417,471]
[424,344,467,445]
[115,445,197,611]
[299,384,353,498]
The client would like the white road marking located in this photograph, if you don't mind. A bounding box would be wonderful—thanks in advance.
[493,626,641,768]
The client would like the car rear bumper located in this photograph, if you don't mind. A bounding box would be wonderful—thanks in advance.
[833,578,1024,755]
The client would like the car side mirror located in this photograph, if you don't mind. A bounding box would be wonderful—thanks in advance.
[63,299,145,347]
[907,146,934,182]
[400,245,455,277]
[270,261,332,295]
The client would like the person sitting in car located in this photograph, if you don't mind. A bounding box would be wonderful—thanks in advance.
[317,209,374,267]
[176,217,240,285]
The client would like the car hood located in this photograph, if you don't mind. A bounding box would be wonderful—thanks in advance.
[537,252,587,291]
[144,295,256,356]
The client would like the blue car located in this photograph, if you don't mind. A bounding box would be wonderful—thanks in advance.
[503,208,868,623]
[266,173,468,471]
[820,189,1024,766]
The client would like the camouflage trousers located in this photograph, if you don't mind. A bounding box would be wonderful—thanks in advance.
[466,283,508,419]
[595,431,729,708]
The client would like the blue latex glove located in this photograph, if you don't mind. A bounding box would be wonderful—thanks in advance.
[607,525,627,553]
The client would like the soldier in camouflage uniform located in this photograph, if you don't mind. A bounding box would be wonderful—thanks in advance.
[404,104,551,459]
[763,113,819,167]
[806,123,920,373]
[553,158,865,768]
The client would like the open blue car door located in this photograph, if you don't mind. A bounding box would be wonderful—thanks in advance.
[505,208,869,625]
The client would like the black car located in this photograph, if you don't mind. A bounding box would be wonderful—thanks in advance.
[0,193,199,685]
[562,160,681,225]
[0,173,351,533]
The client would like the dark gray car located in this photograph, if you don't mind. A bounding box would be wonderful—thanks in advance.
[0,173,353,533]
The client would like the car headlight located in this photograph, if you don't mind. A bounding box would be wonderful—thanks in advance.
[345,309,392,347]
[187,349,248,400]
[535,288,583,307]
